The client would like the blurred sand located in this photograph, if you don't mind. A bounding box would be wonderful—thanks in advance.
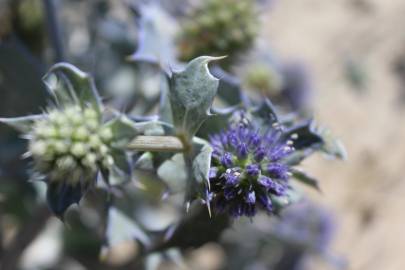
[262,0,405,269]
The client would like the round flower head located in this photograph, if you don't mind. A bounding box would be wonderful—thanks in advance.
[178,0,258,68]
[28,105,114,185]
[208,121,295,218]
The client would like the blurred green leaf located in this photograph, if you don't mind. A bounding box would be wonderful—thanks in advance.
[44,63,103,114]
[169,56,222,141]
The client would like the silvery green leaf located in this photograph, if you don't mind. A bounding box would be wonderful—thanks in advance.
[133,120,167,136]
[105,115,139,148]
[169,56,223,141]
[106,207,150,248]
[290,168,320,191]
[159,74,173,125]
[185,138,213,209]
[0,114,43,133]
[43,63,102,114]
[316,127,347,160]
[109,151,132,186]
[128,3,179,72]
[190,138,212,195]
[157,153,187,193]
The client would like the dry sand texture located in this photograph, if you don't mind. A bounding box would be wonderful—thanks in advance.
[261,0,405,269]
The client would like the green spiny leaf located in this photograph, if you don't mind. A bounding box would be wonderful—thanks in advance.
[43,63,102,114]
[169,56,223,141]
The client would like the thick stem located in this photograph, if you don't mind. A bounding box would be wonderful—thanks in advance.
[127,136,185,152]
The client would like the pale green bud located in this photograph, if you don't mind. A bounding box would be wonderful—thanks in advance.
[99,127,113,143]
[29,140,47,156]
[102,155,114,168]
[53,140,69,154]
[71,142,87,157]
[89,135,102,149]
[73,126,89,141]
[98,144,109,156]
[84,108,98,119]
[82,152,98,170]
[56,156,77,171]
[86,119,99,131]
[45,126,59,138]
[59,125,73,138]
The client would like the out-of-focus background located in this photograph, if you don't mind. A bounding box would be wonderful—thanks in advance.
[1,0,405,269]
[262,1,405,269]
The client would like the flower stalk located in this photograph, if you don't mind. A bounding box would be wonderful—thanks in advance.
[127,135,185,152]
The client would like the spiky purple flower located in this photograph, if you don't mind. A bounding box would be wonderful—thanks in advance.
[208,121,295,217]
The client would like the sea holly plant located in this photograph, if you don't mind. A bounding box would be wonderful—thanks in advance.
[0,53,343,268]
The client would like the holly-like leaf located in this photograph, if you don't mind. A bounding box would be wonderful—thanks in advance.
[169,56,223,141]
[105,115,139,148]
[316,127,347,160]
[128,3,179,72]
[0,114,43,133]
[183,138,213,211]
[43,63,103,114]
[105,207,150,248]
[157,153,187,193]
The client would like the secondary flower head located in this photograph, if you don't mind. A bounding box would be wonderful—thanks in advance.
[178,0,258,68]
[208,120,295,218]
[28,105,114,185]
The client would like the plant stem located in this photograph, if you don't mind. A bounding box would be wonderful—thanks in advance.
[127,136,184,152]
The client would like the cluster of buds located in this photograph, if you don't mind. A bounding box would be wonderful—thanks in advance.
[28,105,114,185]
[208,121,295,217]
[178,0,258,67]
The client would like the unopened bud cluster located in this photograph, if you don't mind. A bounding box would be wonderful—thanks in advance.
[28,105,114,184]
[178,0,258,67]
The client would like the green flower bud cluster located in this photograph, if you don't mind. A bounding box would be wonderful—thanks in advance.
[28,105,114,185]
[243,63,283,97]
[178,0,258,68]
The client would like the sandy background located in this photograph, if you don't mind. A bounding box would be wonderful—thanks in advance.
[262,0,405,269]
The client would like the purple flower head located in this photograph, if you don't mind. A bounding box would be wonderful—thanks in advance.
[208,121,295,218]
